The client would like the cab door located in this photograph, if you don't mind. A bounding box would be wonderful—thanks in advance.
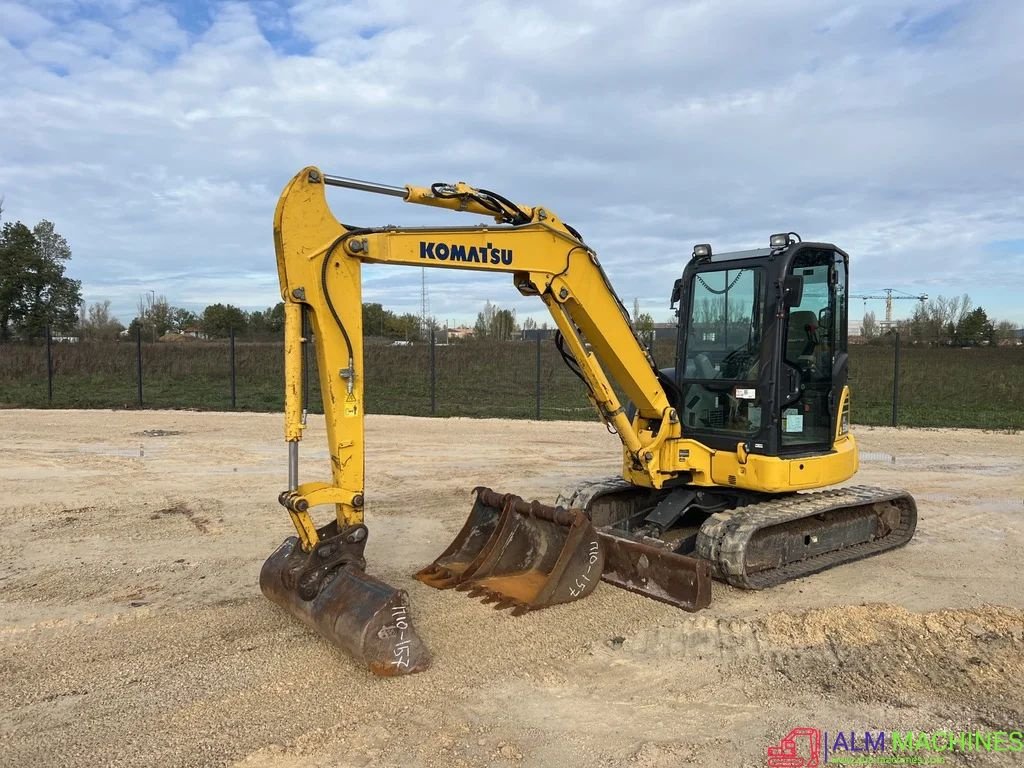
[779,249,845,451]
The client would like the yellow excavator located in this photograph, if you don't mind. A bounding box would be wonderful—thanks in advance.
[260,167,917,676]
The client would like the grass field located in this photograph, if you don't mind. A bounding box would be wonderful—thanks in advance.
[1,339,1021,429]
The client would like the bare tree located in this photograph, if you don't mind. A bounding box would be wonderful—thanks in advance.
[862,310,878,339]
[994,320,1018,344]
[134,292,172,341]
[79,300,125,340]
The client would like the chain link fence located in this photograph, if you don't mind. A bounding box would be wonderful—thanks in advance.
[2,329,1022,430]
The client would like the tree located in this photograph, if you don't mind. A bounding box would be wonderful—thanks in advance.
[635,312,655,346]
[201,303,248,338]
[363,302,390,337]
[0,219,82,341]
[956,307,994,346]
[900,294,973,345]
[171,307,199,331]
[994,320,1018,345]
[361,302,422,341]
[266,302,284,332]
[248,303,284,338]
[129,293,176,340]
[491,308,517,341]
[861,310,878,339]
[473,301,518,340]
[78,300,125,340]
[474,300,497,338]
[392,312,423,341]
[0,223,34,341]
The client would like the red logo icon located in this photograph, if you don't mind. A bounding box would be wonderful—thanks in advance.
[767,727,822,768]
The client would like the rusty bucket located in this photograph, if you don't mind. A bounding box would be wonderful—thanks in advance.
[416,488,604,615]
[414,488,512,589]
[261,526,430,676]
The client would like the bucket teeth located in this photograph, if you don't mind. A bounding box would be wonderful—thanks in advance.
[417,487,605,613]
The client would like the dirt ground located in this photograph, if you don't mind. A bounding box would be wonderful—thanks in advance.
[1,410,1022,768]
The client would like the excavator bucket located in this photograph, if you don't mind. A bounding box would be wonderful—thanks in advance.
[416,488,604,615]
[414,488,512,589]
[261,524,430,677]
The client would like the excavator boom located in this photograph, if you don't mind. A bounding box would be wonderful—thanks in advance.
[261,167,708,675]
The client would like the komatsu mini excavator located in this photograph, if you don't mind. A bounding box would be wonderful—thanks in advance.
[260,167,917,676]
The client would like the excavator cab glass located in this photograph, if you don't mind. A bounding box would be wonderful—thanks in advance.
[679,264,766,438]
[675,243,849,457]
[780,248,848,450]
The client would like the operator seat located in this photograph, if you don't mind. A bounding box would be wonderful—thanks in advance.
[786,310,818,363]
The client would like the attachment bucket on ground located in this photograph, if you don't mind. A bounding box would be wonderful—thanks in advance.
[416,487,604,614]
[261,528,430,676]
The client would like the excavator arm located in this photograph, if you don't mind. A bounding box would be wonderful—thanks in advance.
[261,167,710,677]
[273,166,680,550]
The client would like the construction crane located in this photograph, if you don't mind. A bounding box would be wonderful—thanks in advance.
[850,288,928,331]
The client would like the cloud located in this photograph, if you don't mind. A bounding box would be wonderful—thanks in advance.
[0,0,1021,327]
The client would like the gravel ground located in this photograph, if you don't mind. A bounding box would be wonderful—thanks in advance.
[1,410,1022,767]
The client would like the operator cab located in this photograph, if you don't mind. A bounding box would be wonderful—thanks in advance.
[671,234,849,457]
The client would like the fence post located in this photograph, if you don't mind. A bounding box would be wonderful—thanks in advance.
[46,324,54,404]
[535,334,541,419]
[229,327,237,409]
[891,331,901,427]
[135,325,143,406]
[430,329,437,416]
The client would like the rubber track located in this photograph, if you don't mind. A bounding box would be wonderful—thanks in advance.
[554,476,633,511]
[694,485,917,590]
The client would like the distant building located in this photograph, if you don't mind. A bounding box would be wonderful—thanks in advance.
[520,327,557,342]
[441,325,475,342]
[652,322,677,343]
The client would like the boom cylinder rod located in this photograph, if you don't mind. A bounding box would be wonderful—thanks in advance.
[322,174,407,198]
[288,442,299,491]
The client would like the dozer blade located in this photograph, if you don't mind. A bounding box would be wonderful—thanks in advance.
[597,529,712,611]
[261,526,430,677]
[417,488,604,615]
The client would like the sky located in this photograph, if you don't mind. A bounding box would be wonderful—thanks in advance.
[1,0,1022,329]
